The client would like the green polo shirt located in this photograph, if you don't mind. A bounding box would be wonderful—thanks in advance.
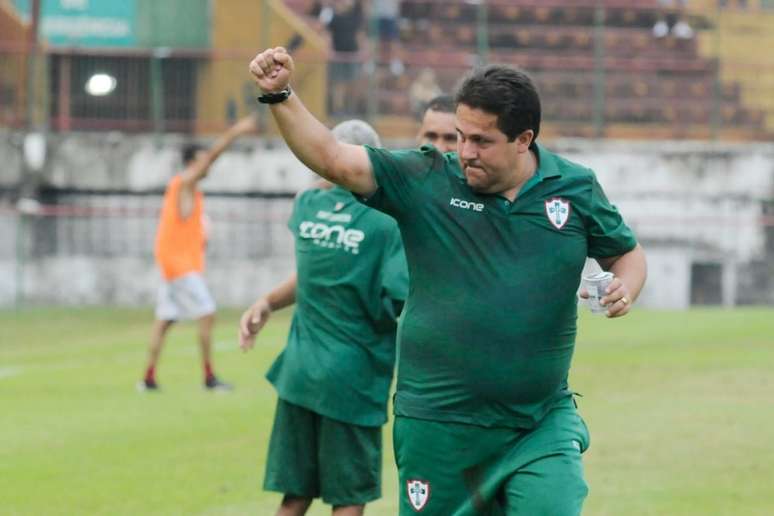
[361,143,637,429]
[266,185,408,427]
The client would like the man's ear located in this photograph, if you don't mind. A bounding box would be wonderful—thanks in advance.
[515,129,534,153]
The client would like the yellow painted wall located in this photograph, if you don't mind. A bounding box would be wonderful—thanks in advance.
[196,0,327,134]
[694,4,774,130]
[0,1,29,125]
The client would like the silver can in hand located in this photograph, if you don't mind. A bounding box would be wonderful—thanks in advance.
[582,271,614,314]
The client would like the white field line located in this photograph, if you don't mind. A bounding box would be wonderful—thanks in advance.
[0,366,23,380]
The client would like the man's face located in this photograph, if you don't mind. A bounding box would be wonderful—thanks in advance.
[418,109,457,153]
[455,104,524,194]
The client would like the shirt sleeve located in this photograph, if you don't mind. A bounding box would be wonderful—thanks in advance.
[360,145,437,220]
[585,175,638,259]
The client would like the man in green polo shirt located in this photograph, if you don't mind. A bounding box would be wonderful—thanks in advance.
[417,94,458,153]
[239,120,408,516]
[249,47,647,515]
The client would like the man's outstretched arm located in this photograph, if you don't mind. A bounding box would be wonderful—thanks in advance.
[239,272,297,351]
[181,114,257,186]
[177,115,257,219]
[248,47,377,196]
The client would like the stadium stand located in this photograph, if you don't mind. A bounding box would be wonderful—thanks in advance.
[3,0,772,140]
[287,0,771,140]
[692,0,774,132]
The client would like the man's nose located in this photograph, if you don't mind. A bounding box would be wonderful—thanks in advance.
[460,140,477,160]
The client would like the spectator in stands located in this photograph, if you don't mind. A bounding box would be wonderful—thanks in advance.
[323,0,365,115]
[283,1,333,54]
[653,0,694,39]
[139,115,257,392]
[409,67,443,117]
[308,0,335,29]
[417,94,458,153]
[239,120,407,516]
[371,0,404,75]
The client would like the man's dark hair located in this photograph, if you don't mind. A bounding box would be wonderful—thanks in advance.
[181,143,205,166]
[455,65,541,143]
[424,94,455,115]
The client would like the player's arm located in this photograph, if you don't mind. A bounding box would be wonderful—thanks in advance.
[239,272,297,351]
[181,115,257,185]
[178,115,257,218]
[596,243,647,318]
[248,47,377,196]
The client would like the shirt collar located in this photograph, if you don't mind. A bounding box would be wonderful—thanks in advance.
[533,143,561,181]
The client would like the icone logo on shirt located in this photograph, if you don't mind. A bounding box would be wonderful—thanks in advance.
[450,197,484,212]
[299,221,364,254]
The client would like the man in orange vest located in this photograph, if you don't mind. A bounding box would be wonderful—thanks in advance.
[139,115,256,392]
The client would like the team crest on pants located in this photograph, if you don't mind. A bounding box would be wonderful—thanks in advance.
[407,479,430,511]
[545,197,571,229]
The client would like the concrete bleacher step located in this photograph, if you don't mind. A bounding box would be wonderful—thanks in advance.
[282,0,771,140]
[694,7,774,131]
[402,20,700,58]
[402,1,668,29]
[392,1,768,138]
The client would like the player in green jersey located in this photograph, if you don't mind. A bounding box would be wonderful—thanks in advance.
[249,47,647,515]
[239,120,408,516]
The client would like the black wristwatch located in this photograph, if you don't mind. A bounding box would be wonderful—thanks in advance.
[257,87,292,104]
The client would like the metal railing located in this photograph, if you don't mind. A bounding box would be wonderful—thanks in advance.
[1,1,774,140]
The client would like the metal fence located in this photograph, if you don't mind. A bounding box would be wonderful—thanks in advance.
[0,190,296,306]
[2,1,774,140]
[5,189,295,260]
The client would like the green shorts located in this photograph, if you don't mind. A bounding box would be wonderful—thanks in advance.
[263,398,382,507]
[394,397,590,515]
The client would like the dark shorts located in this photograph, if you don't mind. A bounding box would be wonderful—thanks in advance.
[393,398,590,515]
[263,398,382,507]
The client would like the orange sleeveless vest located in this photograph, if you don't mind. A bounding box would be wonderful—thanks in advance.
[154,175,206,280]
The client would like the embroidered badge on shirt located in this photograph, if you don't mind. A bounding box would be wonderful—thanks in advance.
[407,479,430,511]
[545,197,571,229]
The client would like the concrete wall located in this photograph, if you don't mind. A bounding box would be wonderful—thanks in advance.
[561,140,774,308]
[1,131,773,308]
[0,131,317,193]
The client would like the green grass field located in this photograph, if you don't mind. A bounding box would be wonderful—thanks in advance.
[1,307,773,515]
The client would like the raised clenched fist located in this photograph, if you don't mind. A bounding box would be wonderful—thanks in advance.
[249,47,294,94]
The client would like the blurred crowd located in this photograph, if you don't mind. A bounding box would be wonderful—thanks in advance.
[305,0,406,115]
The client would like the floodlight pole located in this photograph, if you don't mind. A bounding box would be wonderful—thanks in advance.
[26,0,40,131]
[17,0,42,309]
[710,4,722,141]
[592,3,606,139]
[15,211,26,309]
[365,13,378,123]
[475,0,489,66]
[256,0,270,134]
[150,50,165,138]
